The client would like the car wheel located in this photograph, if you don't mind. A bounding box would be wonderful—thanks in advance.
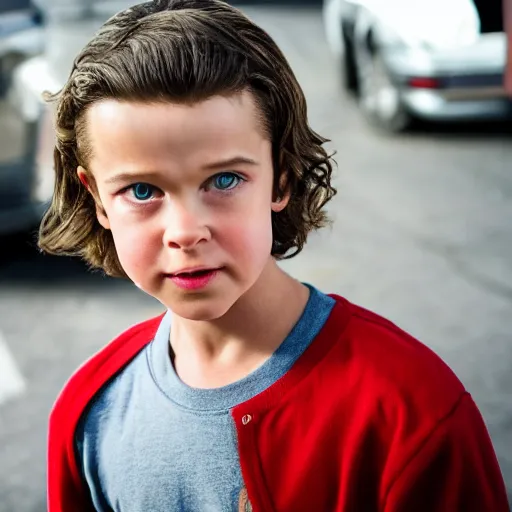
[341,31,358,93]
[0,52,26,98]
[354,41,412,133]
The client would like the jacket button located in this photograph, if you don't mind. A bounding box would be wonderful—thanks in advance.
[242,414,252,425]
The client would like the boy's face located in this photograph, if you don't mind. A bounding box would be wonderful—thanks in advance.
[80,91,288,320]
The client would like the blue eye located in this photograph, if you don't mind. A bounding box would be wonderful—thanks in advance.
[131,183,154,201]
[212,173,240,191]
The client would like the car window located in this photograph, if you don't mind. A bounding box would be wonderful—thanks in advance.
[0,0,32,15]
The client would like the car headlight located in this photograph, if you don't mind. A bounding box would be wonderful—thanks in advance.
[9,56,60,122]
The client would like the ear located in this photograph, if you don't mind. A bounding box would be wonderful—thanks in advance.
[77,165,111,230]
[271,171,291,213]
[77,166,90,189]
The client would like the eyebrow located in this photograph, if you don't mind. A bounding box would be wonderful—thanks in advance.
[202,156,259,170]
[103,156,259,185]
[104,171,161,186]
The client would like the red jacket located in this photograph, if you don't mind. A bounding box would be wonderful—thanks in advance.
[48,295,509,511]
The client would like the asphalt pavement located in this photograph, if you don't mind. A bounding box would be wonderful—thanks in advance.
[0,6,511,510]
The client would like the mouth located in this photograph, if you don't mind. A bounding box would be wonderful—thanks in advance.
[165,267,222,290]
[169,267,221,277]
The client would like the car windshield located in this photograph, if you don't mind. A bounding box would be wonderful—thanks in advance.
[359,0,500,48]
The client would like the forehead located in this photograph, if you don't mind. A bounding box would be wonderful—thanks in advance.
[84,91,270,174]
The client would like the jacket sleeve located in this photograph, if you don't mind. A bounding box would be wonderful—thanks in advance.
[47,398,96,512]
[383,393,510,512]
[47,313,165,512]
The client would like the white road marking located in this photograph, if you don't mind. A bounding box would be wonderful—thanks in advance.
[0,331,25,406]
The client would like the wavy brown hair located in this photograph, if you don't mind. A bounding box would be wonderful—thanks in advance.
[38,0,337,278]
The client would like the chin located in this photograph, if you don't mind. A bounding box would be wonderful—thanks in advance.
[163,294,236,322]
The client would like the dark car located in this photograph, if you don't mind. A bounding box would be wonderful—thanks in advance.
[3,1,136,237]
[0,0,43,97]
[0,1,44,236]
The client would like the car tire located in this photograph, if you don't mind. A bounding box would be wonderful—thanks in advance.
[353,39,412,133]
[341,30,358,93]
[0,52,26,98]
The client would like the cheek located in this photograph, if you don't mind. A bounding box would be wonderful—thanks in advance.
[108,216,161,281]
[215,181,275,267]
[218,208,273,263]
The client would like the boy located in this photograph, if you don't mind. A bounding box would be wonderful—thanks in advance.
[40,0,509,511]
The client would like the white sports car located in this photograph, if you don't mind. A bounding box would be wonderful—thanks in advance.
[323,0,511,131]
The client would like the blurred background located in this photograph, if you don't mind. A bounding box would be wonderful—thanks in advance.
[0,0,511,509]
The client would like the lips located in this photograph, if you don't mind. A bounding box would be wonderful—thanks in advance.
[166,267,222,290]
[169,267,220,277]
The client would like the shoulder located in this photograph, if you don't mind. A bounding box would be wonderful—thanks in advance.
[327,301,508,507]
[47,312,165,509]
[315,295,471,487]
[50,312,165,430]
[326,295,466,421]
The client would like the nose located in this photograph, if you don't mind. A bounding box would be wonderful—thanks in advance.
[162,200,211,250]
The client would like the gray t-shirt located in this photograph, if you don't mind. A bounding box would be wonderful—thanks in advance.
[76,285,335,511]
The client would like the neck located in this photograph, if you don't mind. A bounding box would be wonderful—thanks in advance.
[169,259,309,388]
